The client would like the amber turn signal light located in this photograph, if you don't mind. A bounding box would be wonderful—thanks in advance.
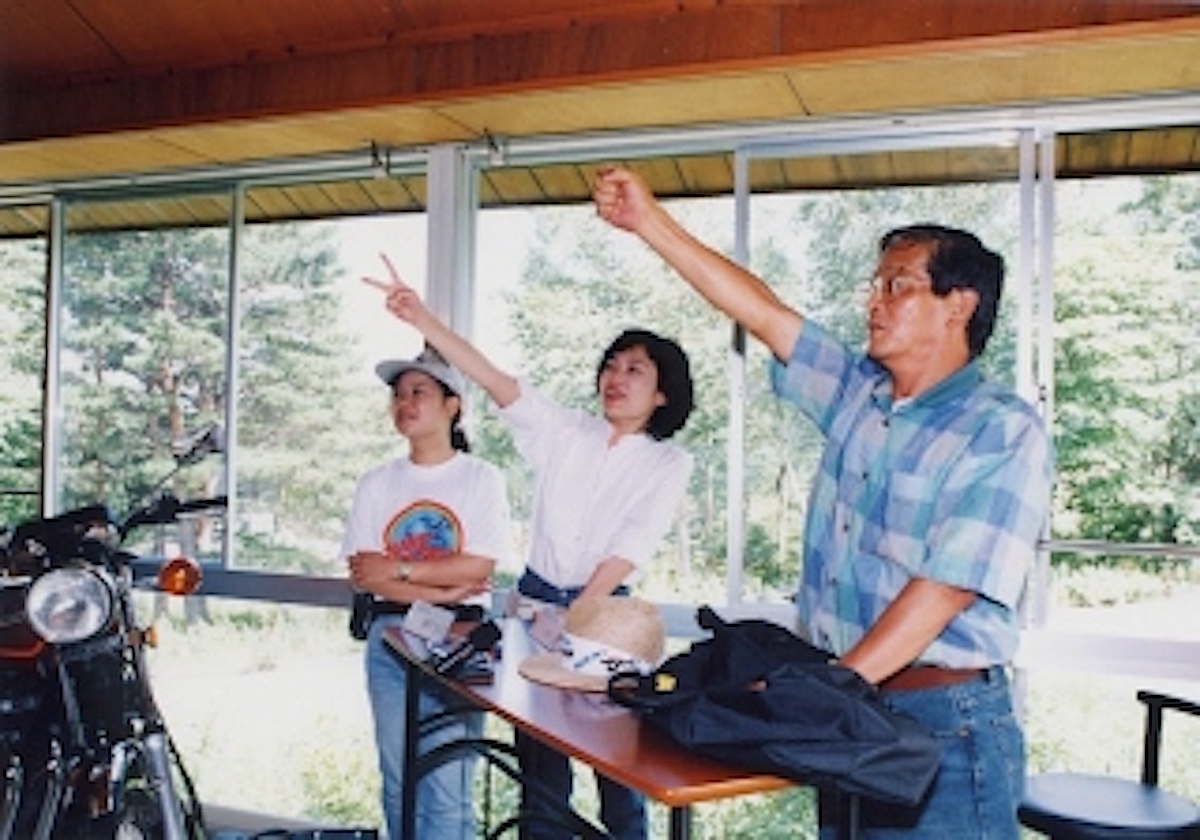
[158,556,204,596]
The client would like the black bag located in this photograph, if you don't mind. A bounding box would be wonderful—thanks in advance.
[607,606,941,806]
[348,592,373,640]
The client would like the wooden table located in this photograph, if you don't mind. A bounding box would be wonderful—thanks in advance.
[384,618,853,839]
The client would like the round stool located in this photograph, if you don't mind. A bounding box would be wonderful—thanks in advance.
[1020,771,1200,839]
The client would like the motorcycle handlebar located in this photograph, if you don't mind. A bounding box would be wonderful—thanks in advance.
[174,495,229,518]
[119,495,228,540]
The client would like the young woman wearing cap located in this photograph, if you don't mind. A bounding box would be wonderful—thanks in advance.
[341,347,513,840]
[364,254,694,840]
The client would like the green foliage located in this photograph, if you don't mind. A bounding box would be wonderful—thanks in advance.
[472,397,531,526]
[234,530,327,574]
[676,788,818,840]
[487,181,1027,602]
[58,224,230,513]
[784,182,1021,382]
[144,600,376,824]
[0,414,41,523]
[493,202,733,594]
[0,239,45,521]
[3,168,1196,834]
[1049,559,1189,608]
[38,215,396,570]
[4,172,1194,596]
[234,223,392,555]
[297,725,380,825]
[743,522,795,591]
[1051,177,1200,552]
[469,719,526,833]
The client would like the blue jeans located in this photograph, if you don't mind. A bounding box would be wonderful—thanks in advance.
[820,666,1025,840]
[515,730,646,840]
[515,570,644,840]
[367,615,483,840]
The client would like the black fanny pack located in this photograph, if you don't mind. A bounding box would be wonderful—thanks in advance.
[348,592,486,640]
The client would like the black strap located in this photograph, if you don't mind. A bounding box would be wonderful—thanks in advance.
[349,594,486,640]
[369,599,486,622]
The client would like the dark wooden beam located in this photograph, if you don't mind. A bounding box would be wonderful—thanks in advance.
[3,0,1199,143]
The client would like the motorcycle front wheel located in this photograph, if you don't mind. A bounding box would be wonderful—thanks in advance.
[111,785,166,840]
[85,736,205,840]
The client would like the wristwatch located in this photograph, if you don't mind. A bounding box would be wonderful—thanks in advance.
[395,561,414,582]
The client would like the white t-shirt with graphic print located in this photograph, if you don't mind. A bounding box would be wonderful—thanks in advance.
[339,452,513,608]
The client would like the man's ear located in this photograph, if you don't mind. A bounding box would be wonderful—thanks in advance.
[949,287,979,326]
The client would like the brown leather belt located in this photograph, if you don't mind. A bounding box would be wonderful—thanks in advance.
[880,665,986,692]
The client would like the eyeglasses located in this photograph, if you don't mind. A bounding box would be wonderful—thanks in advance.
[867,272,932,301]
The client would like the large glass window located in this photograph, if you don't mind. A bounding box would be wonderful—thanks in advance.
[67,194,434,826]
[1022,171,1200,800]
[1048,173,1199,589]
[232,201,428,576]
[58,196,231,569]
[17,113,1199,827]
[740,142,1025,606]
[473,183,732,604]
[474,143,1032,613]
[0,229,46,522]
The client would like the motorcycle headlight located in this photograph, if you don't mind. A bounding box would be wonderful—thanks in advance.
[26,567,114,643]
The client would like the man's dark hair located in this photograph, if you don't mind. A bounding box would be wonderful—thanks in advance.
[880,224,1005,359]
[595,328,694,440]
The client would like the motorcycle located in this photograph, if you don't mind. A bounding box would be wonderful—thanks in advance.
[0,424,226,840]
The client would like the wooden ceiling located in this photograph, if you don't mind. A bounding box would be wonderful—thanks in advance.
[2,0,1200,236]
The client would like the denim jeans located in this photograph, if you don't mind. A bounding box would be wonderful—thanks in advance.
[515,730,646,840]
[819,666,1024,840]
[515,570,644,840]
[367,615,483,840]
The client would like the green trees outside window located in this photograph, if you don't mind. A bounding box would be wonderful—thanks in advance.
[0,168,1194,826]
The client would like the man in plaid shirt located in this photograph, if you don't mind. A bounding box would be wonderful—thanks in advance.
[594,165,1052,840]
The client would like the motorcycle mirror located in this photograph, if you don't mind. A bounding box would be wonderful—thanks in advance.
[158,555,204,596]
[170,423,225,466]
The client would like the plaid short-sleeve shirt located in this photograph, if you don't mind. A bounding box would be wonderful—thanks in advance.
[771,320,1052,668]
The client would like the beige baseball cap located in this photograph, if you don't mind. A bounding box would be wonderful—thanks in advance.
[375,344,465,397]
[519,596,666,693]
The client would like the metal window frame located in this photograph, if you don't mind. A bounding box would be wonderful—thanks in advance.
[12,94,1200,681]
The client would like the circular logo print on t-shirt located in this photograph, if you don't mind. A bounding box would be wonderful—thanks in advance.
[383,500,463,561]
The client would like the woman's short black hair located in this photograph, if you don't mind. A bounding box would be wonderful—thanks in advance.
[595,328,694,440]
[880,224,1005,359]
